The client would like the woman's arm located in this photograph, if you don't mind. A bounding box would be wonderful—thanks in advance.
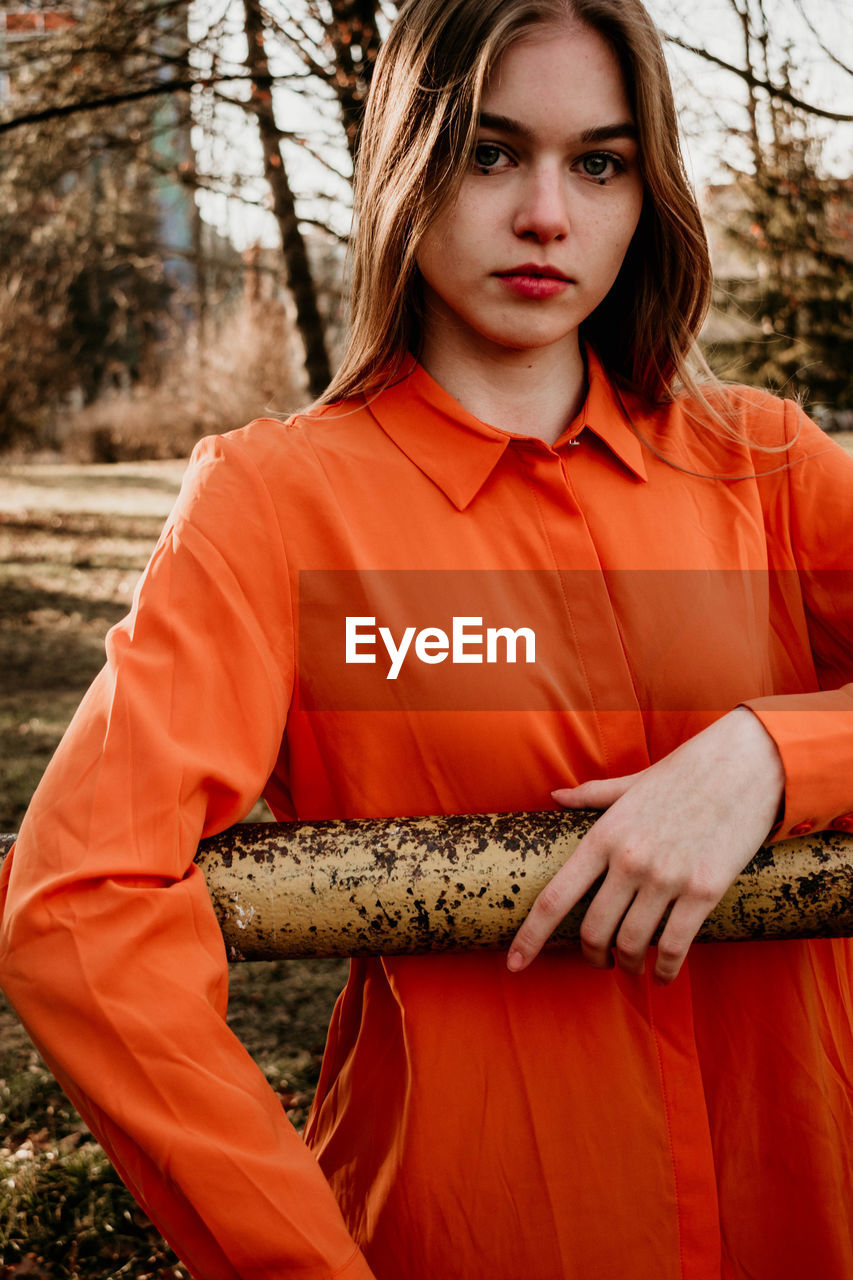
[510,402,853,986]
[0,430,374,1280]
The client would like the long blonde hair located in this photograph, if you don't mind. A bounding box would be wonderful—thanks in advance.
[319,0,711,409]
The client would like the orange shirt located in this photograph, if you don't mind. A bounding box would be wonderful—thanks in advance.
[1,352,852,1279]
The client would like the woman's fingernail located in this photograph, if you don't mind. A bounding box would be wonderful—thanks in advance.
[507,949,525,972]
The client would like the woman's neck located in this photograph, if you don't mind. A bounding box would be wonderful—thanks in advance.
[418,331,587,446]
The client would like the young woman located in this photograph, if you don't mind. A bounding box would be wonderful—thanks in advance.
[2,1,852,1277]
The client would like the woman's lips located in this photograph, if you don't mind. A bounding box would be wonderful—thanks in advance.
[494,266,573,299]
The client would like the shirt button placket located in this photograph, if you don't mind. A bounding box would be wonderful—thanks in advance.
[543,445,651,777]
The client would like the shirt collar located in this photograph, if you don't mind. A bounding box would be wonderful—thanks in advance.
[366,347,648,510]
[562,349,649,484]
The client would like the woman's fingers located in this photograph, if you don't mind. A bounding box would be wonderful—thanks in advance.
[651,896,720,984]
[607,886,675,975]
[509,710,785,979]
[551,773,643,810]
[509,854,718,980]
[576,873,633,969]
[507,836,606,971]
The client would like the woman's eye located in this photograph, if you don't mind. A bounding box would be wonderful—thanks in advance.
[473,142,509,173]
[577,152,625,182]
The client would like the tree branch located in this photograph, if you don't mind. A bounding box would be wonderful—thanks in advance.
[0,72,277,134]
[663,32,853,122]
[788,0,853,78]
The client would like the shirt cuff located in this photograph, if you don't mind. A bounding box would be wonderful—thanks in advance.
[742,691,853,840]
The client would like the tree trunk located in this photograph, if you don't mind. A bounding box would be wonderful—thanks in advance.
[326,0,383,160]
[242,0,332,398]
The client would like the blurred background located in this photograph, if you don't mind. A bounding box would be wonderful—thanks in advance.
[0,2,851,1275]
[0,0,851,462]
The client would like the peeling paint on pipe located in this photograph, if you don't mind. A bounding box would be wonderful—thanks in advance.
[2,811,850,960]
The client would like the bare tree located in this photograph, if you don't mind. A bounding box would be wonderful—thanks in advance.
[660,0,853,126]
[262,0,387,160]
[0,0,399,420]
[242,0,332,397]
[663,28,853,124]
[0,0,195,446]
[690,0,853,409]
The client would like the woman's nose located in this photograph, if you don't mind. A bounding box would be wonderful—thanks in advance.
[512,166,570,243]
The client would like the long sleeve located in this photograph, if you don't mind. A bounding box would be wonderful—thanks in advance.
[744,401,853,838]
[0,432,374,1280]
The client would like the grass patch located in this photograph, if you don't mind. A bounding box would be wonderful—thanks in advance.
[0,1142,188,1278]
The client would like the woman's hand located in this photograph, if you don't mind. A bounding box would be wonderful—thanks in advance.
[507,707,785,984]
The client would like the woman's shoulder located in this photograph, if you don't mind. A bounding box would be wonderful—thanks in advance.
[661,380,794,444]
[221,395,374,461]
[159,396,385,549]
[178,396,375,490]
[633,378,838,479]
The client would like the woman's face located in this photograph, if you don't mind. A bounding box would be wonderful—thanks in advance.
[416,23,644,367]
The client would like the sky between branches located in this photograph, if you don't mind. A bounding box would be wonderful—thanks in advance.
[187,0,853,251]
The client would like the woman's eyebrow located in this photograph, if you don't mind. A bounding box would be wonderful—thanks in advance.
[580,122,638,143]
[478,111,638,145]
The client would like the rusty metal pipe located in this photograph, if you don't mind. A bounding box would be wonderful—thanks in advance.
[1,812,850,960]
